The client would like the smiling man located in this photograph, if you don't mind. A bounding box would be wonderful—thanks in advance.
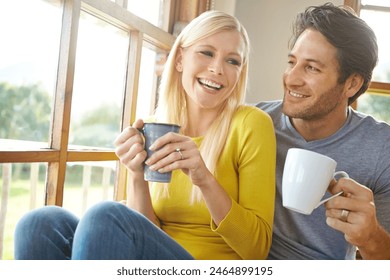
[257,3,390,259]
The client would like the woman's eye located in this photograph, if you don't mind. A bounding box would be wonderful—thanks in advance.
[200,51,213,57]
[227,58,241,66]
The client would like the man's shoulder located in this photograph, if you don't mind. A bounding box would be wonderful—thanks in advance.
[351,109,390,136]
[255,100,282,109]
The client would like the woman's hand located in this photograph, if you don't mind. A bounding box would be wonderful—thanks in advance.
[145,131,231,225]
[145,132,213,187]
[113,119,146,176]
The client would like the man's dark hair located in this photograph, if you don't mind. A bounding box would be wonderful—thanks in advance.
[289,2,378,105]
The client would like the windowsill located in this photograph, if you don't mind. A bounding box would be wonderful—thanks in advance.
[0,138,113,152]
[0,139,118,163]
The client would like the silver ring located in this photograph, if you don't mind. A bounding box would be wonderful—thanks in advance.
[340,209,350,222]
[175,148,183,160]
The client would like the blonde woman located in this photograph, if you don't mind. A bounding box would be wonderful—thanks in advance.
[15,11,276,260]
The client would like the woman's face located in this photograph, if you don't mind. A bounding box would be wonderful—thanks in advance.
[176,30,244,112]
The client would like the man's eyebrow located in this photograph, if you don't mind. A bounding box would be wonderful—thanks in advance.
[288,53,326,67]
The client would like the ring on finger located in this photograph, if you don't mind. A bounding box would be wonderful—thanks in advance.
[175,148,183,160]
[340,209,350,222]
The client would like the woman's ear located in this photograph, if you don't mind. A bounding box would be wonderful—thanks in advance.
[175,48,183,72]
[345,74,364,98]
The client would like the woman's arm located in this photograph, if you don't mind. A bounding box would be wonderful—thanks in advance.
[210,108,276,259]
[114,119,160,226]
[146,107,277,259]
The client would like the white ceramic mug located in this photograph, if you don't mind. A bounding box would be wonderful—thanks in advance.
[282,148,349,215]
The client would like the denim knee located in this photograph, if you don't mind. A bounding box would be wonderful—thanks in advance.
[15,206,65,238]
[14,206,79,260]
[79,201,133,228]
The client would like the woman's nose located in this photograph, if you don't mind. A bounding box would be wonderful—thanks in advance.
[208,59,223,75]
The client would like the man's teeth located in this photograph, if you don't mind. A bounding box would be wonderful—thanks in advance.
[199,78,222,89]
[290,91,307,98]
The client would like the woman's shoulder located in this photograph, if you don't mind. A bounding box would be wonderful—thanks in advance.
[234,105,273,123]
[230,106,275,142]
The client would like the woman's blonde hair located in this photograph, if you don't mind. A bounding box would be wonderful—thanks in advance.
[154,10,250,202]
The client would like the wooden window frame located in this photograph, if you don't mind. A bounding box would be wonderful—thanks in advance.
[0,0,175,205]
[0,0,209,206]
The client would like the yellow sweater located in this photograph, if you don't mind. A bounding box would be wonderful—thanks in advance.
[150,106,276,259]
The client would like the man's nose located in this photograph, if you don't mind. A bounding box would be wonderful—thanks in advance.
[284,65,304,86]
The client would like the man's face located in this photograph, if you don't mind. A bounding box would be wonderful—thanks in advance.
[282,29,347,120]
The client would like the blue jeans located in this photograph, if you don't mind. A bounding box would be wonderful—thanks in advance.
[14,201,194,260]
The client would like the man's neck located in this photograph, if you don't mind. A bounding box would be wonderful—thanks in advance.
[290,108,349,141]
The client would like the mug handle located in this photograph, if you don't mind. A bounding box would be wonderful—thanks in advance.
[315,171,349,208]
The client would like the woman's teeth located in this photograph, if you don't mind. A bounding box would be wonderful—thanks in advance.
[199,78,222,90]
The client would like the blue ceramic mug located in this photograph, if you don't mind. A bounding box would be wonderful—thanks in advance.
[140,122,180,182]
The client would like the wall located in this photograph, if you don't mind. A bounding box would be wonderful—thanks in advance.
[213,0,236,15]
[216,0,343,104]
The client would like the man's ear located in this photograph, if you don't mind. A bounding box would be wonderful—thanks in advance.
[175,48,183,72]
[345,74,364,98]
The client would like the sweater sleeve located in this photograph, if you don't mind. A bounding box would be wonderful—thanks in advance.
[211,106,276,259]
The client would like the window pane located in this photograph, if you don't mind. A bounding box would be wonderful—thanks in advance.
[360,9,390,83]
[0,163,47,260]
[69,12,129,149]
[62,162,116,217]
[357,93,390,123]
[0,0,62,145]
[361,0,390,7]
[136,48,168,119]
[127,0,162,27]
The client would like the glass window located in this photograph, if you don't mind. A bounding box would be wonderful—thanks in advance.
[0,163,47,260]
[62,162,116,217]
[0,0,62,144]
[136,47,168,119]
[360,7,390,83]
[69,11,129,149]
[0,0,175,260]
[357,0,390,122]
[361,0,390,7]
[127,0,162,27]
[357,93,390,123]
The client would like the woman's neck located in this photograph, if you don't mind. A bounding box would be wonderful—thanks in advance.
[184,107,219,137]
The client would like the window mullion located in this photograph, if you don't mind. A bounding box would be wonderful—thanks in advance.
[115,0,128,9]
[114,30,144,201]
[46,0,81,206]
[344,0,361,15]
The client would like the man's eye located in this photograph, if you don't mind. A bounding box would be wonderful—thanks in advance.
[307,65,320,72]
